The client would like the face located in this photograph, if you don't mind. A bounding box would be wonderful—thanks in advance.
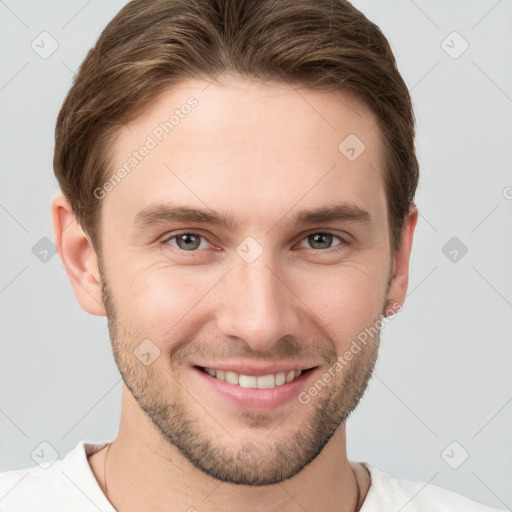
[94,76,402,485]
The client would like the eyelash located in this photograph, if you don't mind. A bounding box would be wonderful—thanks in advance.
[162,231,346,254]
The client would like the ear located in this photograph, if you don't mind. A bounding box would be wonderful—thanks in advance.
[51,193,106,316]
[385,205,418,315]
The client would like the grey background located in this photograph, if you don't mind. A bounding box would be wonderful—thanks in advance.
[1,0,511,509]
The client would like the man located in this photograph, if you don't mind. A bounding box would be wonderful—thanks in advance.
[0,0,505,510]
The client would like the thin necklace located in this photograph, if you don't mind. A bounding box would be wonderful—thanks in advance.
[103,442,362,512]
[103,442,117,511]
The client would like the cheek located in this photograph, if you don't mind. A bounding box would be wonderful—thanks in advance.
[292,260,389,341]
[111,261,223,340]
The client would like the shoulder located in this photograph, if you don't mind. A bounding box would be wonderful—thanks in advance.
[360,462,506,512]
[0,440,113,512]
[0,460,74,511]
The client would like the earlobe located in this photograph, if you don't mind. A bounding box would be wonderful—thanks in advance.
[385,205,419,315]
[51,193,106,316]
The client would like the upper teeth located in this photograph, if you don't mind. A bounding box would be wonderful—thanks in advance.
[204,368,303,389]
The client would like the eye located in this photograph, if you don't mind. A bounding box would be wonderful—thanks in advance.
[298,232,343,250]
[165,232,210,251]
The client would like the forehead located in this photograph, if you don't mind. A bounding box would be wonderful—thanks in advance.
[102,75,386,229]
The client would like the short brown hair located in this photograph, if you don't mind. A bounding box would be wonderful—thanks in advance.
[53,0,418,255]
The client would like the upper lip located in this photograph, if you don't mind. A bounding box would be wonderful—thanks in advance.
[193,362,320,377]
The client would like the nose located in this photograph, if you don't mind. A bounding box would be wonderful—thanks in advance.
[215,253,302,352]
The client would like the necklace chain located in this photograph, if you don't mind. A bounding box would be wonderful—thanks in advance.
[104,442,117,511]
[103,442,361,511]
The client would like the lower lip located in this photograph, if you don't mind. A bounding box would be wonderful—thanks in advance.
[191,366,318,411]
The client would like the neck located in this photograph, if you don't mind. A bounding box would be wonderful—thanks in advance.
[89,387,369,512]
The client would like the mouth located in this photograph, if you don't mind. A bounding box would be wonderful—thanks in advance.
[195,365,315,388]
[191,365,320,411]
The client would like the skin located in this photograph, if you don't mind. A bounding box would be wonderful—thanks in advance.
[52,75,417,512]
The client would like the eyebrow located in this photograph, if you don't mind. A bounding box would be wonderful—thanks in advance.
[289,203,371,227]
[133,203,241,231]
[132,202,371,231]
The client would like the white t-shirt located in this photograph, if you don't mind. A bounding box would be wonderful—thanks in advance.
[0,440,505,512]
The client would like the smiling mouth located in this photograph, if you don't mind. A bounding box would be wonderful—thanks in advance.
[195,365,317,389]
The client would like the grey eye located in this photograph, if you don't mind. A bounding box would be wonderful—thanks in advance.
[299,233,342,250]
[167,233,208,251]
